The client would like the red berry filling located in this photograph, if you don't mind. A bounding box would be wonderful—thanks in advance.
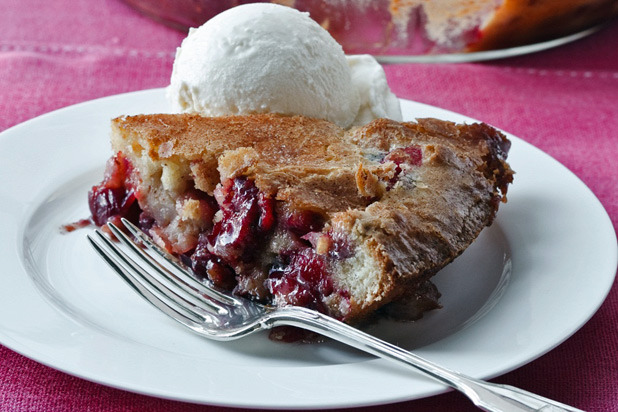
[88,153,141,227]
[283,208,324,236]
[382,145,423,188]
[90,158,352,321]
[187,178,351,318]
[189,237,237,290]
[267,248,337,313]
[206,177,276,264]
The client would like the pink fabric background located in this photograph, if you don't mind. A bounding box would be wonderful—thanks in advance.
[1,0,617,410]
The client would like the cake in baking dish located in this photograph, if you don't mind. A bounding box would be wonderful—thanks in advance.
[88,113,513,324]
[305,0,618,54]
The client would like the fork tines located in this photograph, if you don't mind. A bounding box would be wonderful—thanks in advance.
[86,218,241,324]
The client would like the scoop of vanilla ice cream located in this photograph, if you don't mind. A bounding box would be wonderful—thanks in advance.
[168,3,361,128]
[347,55,402,126]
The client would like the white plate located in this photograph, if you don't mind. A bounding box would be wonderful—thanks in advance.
[0,89,615,409]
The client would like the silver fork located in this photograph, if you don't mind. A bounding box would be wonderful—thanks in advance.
[87,218,583,412]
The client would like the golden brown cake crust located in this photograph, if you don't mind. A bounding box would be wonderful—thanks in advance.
[110,113,513,322]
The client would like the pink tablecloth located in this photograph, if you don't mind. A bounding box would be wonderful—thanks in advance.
[1,1,617,411]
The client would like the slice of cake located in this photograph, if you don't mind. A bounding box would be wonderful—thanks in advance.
[89,113,513,324]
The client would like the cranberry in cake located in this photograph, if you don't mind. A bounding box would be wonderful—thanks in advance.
[89,113,513,324]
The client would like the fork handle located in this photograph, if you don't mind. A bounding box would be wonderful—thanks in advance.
[271,307,583,412]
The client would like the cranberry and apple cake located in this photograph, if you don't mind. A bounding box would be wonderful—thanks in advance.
[89,113,513,324]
